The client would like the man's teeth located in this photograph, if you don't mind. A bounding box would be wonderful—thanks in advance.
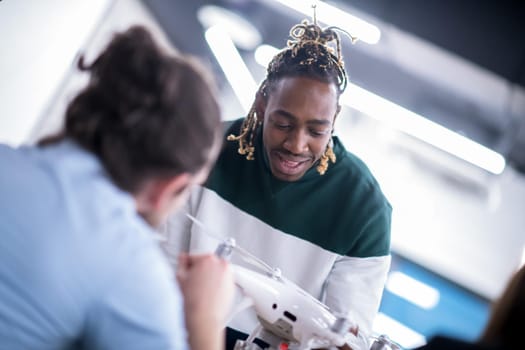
[283,159,299,166]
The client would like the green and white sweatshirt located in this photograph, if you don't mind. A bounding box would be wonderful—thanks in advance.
[162,119,392,338]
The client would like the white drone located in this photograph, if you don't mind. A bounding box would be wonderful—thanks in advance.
[186,214,400,350]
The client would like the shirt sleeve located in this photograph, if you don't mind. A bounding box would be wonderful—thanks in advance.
[322,191,392,340]
[82,242,189,350]
[322,254,391,337]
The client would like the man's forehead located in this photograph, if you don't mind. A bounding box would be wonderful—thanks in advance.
[273,109,333,125]
[271,76,338,93]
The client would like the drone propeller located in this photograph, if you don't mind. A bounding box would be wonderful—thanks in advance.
[185,213,285,278]
[233,244,280,277]
[184,213,225,241]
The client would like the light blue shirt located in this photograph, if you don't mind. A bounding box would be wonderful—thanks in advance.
[0,140,188,350]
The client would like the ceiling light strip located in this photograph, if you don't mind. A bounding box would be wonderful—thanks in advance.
[342,85,506,174]
[385,271,440,310]
[205,25,258,112]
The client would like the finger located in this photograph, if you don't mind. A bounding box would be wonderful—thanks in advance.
[187,253,220,269]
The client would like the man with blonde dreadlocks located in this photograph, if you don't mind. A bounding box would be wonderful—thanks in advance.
[161,19,391,350]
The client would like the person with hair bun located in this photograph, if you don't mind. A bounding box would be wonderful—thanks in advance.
[162,19,392,350]
[0,26,233,350]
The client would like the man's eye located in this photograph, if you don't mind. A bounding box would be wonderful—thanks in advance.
[310,130,328,137]
[275,124,291,129]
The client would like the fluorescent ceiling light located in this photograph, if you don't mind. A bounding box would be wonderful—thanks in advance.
[254,44,506,174]
[521,245,525,268]
[205,25,258,112]
[272,0,381,44]
[342,85,506,174]
[373,312,426,349]
[198,5,262,50]
[386,271,440,310]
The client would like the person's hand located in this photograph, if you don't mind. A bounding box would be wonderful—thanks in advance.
[176,253,234,350]
[339,325,368,350]
[318,325,360,350]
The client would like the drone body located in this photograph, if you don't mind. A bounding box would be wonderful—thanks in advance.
[186,216,398,350]
[232,264,350,349]
[212,238,353,349]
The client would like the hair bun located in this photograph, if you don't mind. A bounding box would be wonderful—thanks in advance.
[84,26,164,112]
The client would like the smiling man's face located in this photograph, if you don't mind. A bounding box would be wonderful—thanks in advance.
[258,76,339,182]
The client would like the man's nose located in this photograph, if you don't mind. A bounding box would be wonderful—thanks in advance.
[283,130,308,154]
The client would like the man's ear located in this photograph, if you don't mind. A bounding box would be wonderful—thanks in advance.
[255,91,267,123]
[136,173,191,212]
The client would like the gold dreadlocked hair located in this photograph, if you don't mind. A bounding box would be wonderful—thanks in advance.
[227,15,353,174]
